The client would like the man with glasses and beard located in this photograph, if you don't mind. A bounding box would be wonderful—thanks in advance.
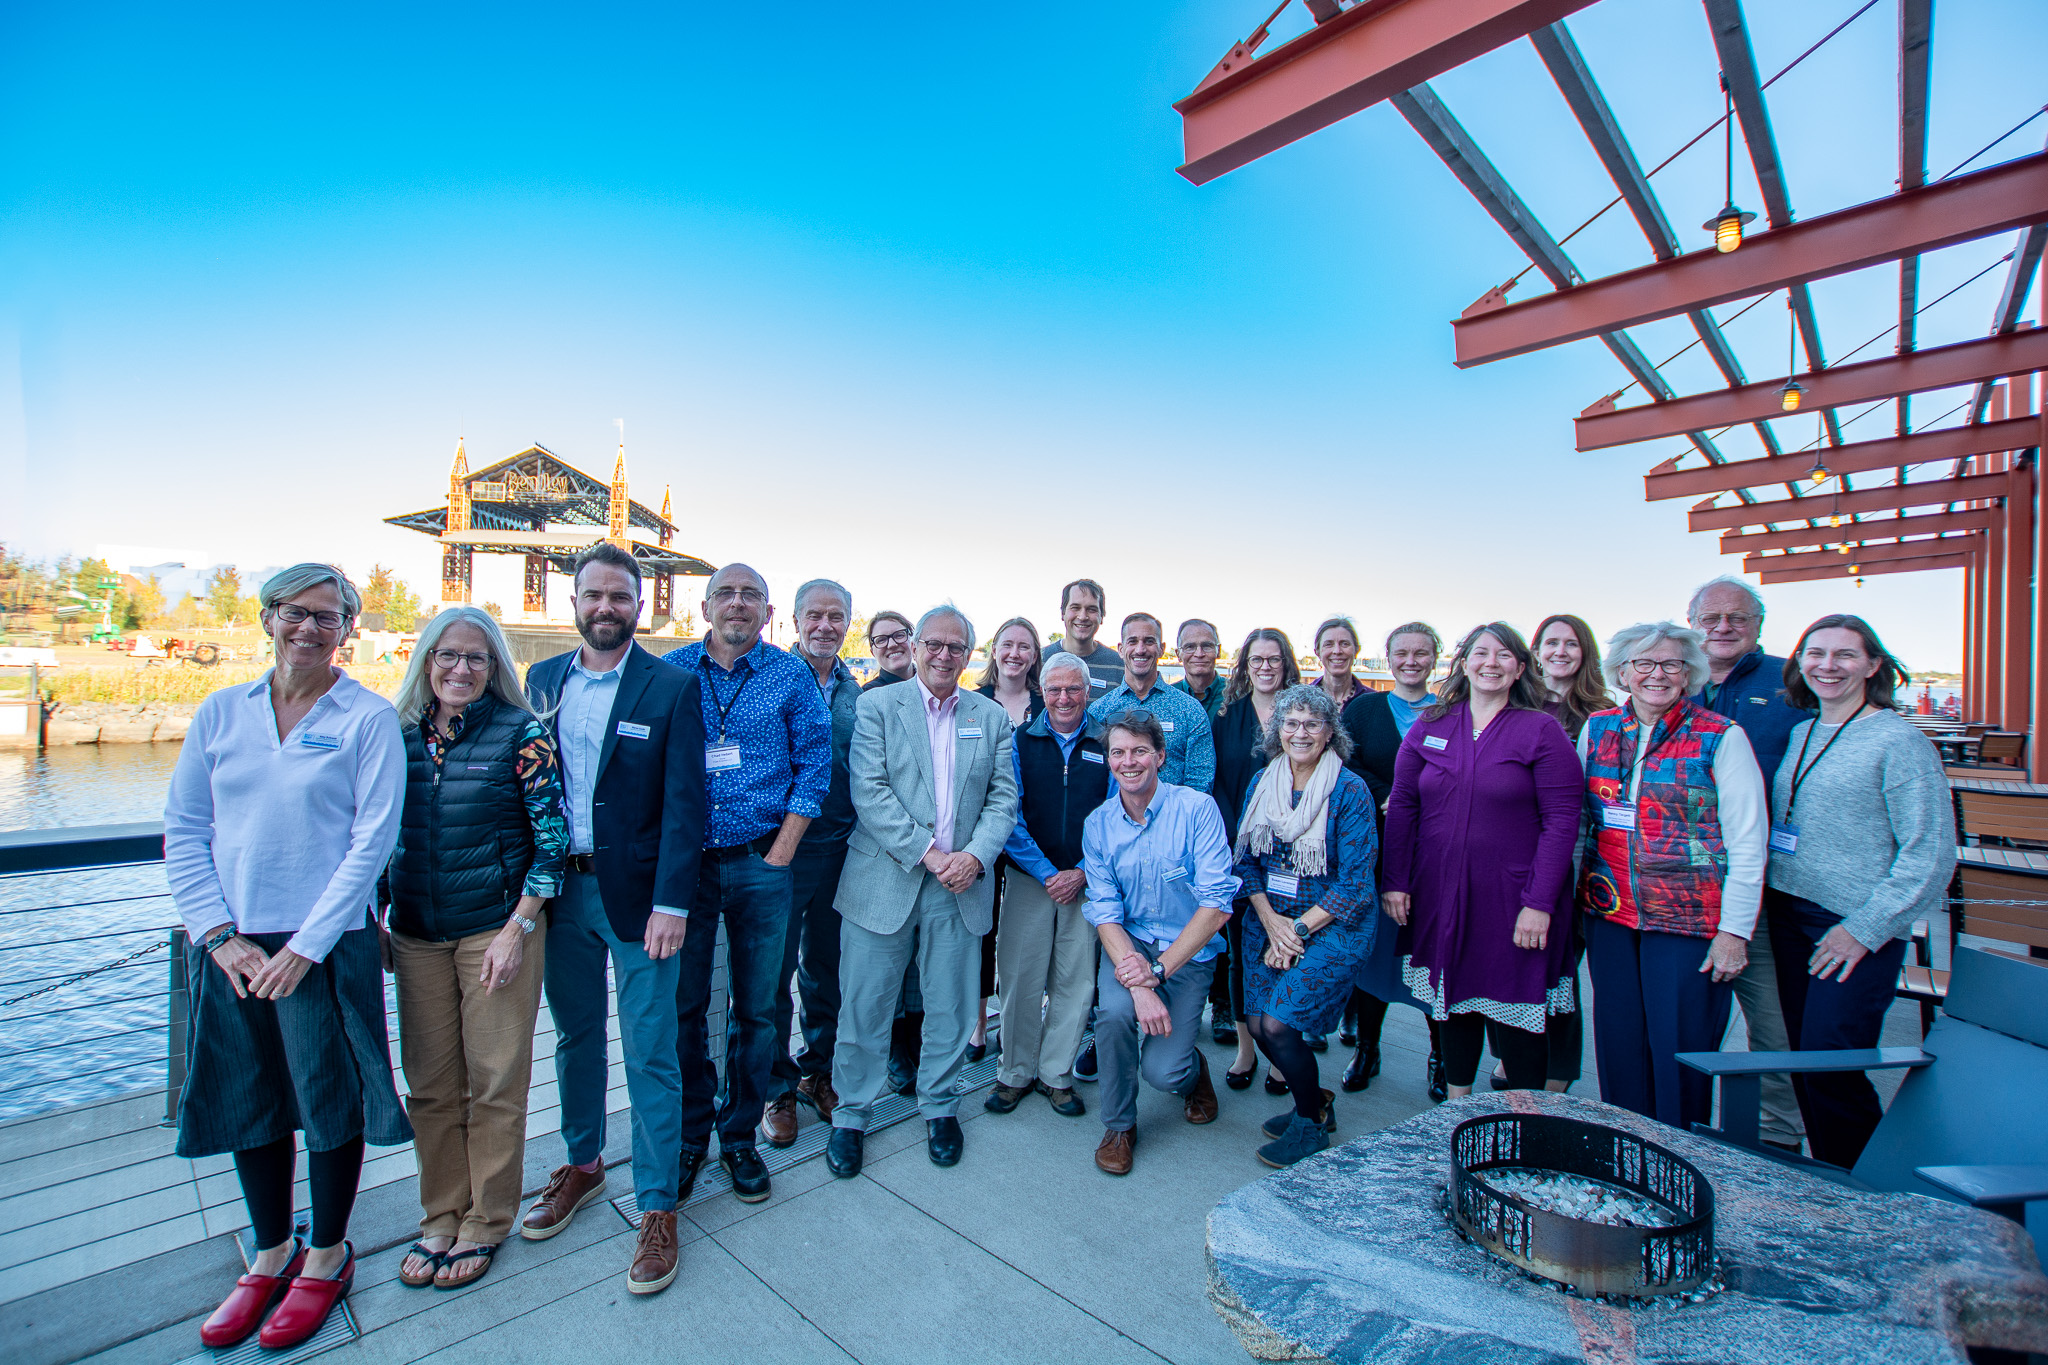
[662,565,832,1206]
[519,543,706,1296]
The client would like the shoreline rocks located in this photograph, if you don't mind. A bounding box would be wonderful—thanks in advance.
[43,702,197,745]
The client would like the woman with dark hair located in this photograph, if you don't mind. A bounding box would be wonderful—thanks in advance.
[1382,623,1582,1096]
[1765,615,1954,1167]
[1209,629,1300,1085]
[1313,617,1366,708]
[969,616,1045,1058]
[1338,621,1441,1095]
[1235,685,1378,1166]
[1532,614,1611,741]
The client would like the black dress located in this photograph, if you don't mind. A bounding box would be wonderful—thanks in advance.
[1207,696,1269,1024]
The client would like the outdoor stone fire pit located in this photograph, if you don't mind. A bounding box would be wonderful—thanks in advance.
[1206,1091,2048,1364]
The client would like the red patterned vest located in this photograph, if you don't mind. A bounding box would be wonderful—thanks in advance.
[1575,699,1732,938]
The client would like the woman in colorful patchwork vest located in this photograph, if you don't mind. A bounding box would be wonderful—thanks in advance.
[1576,621,1767,1133]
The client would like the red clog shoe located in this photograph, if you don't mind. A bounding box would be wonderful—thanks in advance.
[257,1242,354,1350]
[198,1239,306,1348]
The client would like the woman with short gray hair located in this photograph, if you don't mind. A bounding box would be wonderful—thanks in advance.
[386,607,567,1290]
[164,564,408,1350]
[1575,620,1767,1133]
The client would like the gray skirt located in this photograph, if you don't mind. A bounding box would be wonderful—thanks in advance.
[176,921,413,1158]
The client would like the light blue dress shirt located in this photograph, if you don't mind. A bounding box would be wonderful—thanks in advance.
[1082,781,1240,962]
[557,655,623,857]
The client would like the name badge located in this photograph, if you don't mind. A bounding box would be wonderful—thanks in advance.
[958,726,983,739]
[1422,734,1449,751]
[705,744,743,772]
[1600,803,1637,832]
[300,733,341,750]
[1161,720,1176,733]
[1769,822,1799,854]
[616,721,651,740]
[1080,750,1104,764]
[1162,864,1189,882]
[1267,872,1301,898]
[1748,697,1769,705]
[1090,678,1109,689]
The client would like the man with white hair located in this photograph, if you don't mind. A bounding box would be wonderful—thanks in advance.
[1683,575,1810,1154]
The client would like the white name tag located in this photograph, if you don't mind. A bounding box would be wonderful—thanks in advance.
[1769,823,1799,854]
[1090,678,1109,689]
[705,743,743,772]
[1080,750,1104,764]
[616,721,651,740]
[300,733,341,750]
[1267,872,1301,898]
[958,726,983,739]
[1160,720,1176,733]
[1600,804,1637,831]
[1422,734,1449,751]
[1162,864,1189,882]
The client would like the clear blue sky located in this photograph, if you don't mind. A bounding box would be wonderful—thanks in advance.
[3,1,2042,670]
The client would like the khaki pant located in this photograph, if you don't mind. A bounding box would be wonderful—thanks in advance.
[994,866,1097,1090]
[391,920,546,1244]
[1730,897,1805,1144]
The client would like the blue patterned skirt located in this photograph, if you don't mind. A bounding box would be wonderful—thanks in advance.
[1241,911,1379,1036]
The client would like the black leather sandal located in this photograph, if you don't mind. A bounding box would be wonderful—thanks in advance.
[398,1242,448,1289]
[433,1244,496,1290]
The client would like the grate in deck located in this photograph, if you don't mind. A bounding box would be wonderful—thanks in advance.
[172,1301,358,1365]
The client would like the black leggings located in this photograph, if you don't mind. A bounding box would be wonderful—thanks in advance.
[1351,989,1443,1061]
[234,1135,365,1250]
[1247,1014,1325,1119]
[1438,1014,1546,1090]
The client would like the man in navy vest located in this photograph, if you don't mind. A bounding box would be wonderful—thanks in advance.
[982,653,1108,1119]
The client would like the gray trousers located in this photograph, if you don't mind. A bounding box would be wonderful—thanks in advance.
[832,876,980,1129]
[995,867,1097,1090]
[1730,897,1805,1143]
[1095,946,1215,1133]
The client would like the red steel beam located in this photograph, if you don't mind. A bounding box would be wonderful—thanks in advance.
[1173,0,1597,185]
[1687,470,2015,532]
[1644,416,2038,501]
[1742,534,1985,576]
[2035,409,2048,778]
[2003,459,2036,732]
[1577,329,2048,450]
[1717,507,1991,554]
[1455,155,2048,366]
[1755,551,1973,585]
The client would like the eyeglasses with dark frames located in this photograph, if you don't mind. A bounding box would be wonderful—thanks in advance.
[273,604,347,630]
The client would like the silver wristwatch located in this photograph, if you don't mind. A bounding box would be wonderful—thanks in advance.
[510,912,537,935]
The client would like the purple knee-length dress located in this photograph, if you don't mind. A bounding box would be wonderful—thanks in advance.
[1382,700,1583,1032]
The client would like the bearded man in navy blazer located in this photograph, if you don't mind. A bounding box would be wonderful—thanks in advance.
[516,542,706,1297]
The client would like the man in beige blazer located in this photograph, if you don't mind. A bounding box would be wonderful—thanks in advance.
[827,606,1018,1176]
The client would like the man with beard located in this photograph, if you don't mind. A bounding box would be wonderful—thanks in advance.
[662,565,831,1204]
[519,543,706,1296]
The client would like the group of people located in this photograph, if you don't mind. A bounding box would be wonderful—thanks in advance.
[161,555,1955,1347]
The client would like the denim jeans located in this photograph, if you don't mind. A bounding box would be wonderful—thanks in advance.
[766,839,847,1087]
[678,848,793,1151]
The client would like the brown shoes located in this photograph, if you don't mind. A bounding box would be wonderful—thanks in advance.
[1095,1127,1136,1176]
[761,1092,800,1148]
[1184,1051,1219,1125]
[796,1072,837,1121]
[520,1163,607,1241]
[627,1210,679,1295]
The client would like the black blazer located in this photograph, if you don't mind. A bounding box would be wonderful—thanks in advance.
[526,643,707,942]
[1210,697,1267,850]
[1341,689,1402,815]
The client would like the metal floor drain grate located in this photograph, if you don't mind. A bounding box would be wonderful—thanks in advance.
[178,1302,359,1365]
[611,1051,1004,1226]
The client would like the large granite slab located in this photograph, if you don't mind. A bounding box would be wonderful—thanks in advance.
[1206,1090,2048,1364]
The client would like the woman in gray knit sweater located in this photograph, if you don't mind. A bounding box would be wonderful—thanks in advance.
[1764,614,1955,1168]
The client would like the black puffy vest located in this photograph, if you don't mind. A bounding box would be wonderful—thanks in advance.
[1015,721,1112,873]
[388,695,536,942]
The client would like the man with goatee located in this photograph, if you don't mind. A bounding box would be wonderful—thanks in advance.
[519,543,706,1296]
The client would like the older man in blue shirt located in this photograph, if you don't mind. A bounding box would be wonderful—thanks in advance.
[1088,612,1216,795]
[661,564,831,1203]
[1083,709,1239,1175]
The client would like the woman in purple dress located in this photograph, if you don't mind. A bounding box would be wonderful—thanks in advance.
[1382,622,1583,1094]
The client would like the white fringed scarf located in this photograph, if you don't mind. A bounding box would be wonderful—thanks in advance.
[1234,748,1343,876]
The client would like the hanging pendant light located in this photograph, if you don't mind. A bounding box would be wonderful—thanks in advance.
[1777,294,1804,410]
[1780,380,1806,411]
[1838,543,1852,555]
[1704,76,1756,252]
[1829,514,1841,528]
[1848,563,1861,575]
[1808,453,1831,483]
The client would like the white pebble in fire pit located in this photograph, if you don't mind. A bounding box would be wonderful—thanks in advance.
[1481,1168,1678,1228]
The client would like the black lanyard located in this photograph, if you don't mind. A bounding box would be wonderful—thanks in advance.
[1785,703,1866,819]
[707,664,754,743]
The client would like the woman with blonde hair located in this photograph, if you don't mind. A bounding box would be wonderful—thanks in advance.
[386,607,567,1290]
[968,615,1046,1054]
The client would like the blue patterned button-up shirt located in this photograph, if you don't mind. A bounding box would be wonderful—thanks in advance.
[1088,678,1216,794]
[661,637,832,849]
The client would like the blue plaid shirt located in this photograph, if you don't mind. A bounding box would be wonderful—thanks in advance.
[661,637,832,849]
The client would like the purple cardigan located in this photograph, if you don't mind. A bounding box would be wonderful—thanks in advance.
[1382,700,1583,1023]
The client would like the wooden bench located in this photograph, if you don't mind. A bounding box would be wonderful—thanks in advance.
[1896,854,2048,1032]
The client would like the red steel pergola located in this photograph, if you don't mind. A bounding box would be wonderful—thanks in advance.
[1175,0,2047,778]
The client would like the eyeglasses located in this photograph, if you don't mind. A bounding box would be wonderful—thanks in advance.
[1179,641,1219,654]
[430,649,493,672]
[1280,718,1327,734]
[1628,658,1690,676]
[921,640,969,659]
[871,629,910,649]
[273,604,346,630]
[1247,657,1285,670]
[709,587,766,606]
[1693,613,1756,629]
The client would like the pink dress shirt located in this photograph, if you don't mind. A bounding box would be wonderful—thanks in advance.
[916,677,960,855]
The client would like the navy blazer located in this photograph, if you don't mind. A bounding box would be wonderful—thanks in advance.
[526,642,707,942]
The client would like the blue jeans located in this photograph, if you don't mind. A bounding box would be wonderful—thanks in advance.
[678,848,793,1150]
[767,840,847,1087]
[543,872,685,1212]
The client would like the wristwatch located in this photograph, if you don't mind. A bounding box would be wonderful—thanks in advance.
[1292,917,1316,941]
[510,912,537,935]
[1151,959,1169,982]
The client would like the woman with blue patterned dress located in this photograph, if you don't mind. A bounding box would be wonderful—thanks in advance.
[1234,685,1380,1168]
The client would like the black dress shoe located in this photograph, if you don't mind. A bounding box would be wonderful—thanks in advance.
[1304,1031,1329,1054]
[927,1117,963,1167]
[721,1145,771,1203]
[1341,1044,1379,1093]
[1427,1049,1448,1104]
[1488,1065,1511,1092]
[1224,1065,1254,1091]
[826,1126,863,1178]
[1263,1072,1289,1096]
[677,1147,708,1203]
[1212,1023,1238,1047]
[966,1041,987,1064]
